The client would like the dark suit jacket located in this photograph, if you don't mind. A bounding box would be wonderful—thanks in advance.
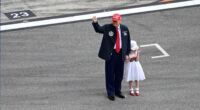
[92,22,131,61]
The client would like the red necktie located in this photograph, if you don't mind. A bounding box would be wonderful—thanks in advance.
[116,27,120,53]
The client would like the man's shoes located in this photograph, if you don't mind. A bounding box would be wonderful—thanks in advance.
[115,93,125,98]
[108,95,115,101]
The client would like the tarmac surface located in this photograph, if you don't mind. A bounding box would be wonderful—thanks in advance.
[1,0,156,23]
[1,1,200,110]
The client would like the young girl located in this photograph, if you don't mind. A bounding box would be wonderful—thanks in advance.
[125,40,146,96]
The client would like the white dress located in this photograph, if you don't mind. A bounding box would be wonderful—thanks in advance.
[125,52,146,82]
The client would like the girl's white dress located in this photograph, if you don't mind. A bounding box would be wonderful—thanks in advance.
[125,51,146,82]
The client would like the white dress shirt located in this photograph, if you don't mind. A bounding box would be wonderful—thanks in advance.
[114,25,122,49]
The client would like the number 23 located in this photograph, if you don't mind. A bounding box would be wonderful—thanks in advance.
[10,11,29,19]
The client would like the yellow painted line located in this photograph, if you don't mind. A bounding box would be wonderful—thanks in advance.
[160,0,175,3]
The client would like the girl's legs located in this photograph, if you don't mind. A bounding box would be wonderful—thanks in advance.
[135,80,139,88]
[129,81,133,89]
[129,81,135,96]
[135,80,140,96]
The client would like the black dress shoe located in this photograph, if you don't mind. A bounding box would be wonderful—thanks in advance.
[108,95,115,101]
[115,93,125,98]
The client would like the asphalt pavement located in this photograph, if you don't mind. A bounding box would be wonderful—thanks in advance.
[1,4,200,110]
[1,0,156,23]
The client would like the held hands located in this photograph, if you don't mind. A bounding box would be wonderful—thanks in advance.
[125,55,129,62]
[92,16,97,23]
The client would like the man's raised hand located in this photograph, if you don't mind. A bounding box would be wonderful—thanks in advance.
[92,16,97,23]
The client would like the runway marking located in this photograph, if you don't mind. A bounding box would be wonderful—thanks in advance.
[1,0,200,31]
[140,43,170,59]
[4,10,36,20]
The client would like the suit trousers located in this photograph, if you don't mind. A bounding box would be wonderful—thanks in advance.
[105,50,124,95]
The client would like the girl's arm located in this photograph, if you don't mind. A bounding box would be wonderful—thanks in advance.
[136,49,142,62]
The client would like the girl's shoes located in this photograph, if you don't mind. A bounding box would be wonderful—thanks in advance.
[135,88,140,96]
[129,88,135,96]
[129,88,140,96]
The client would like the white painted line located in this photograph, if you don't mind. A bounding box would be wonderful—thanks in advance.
[1,0,200,31]
[140,43,170,59]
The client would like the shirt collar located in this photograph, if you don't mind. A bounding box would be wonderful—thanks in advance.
[116,25,120,29]
[118,25,120,28]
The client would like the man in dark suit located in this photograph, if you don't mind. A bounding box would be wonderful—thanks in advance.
[92,14,131,101]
